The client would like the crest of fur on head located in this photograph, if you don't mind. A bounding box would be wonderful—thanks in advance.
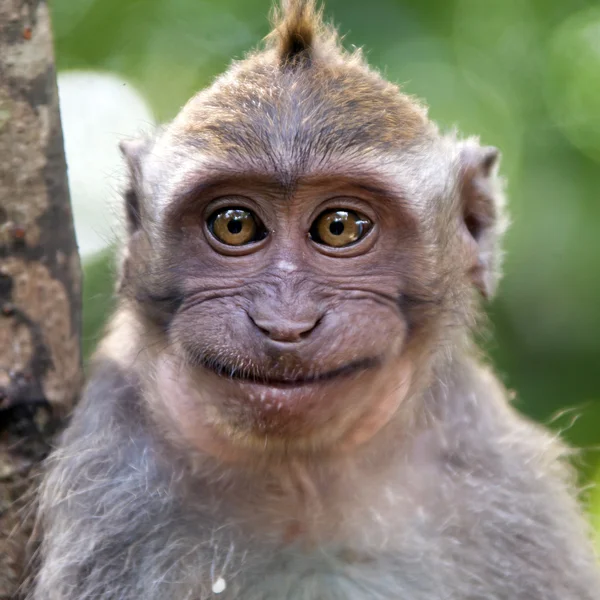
[267,0,344,66]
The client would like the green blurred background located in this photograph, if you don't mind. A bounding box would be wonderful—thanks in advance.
[49,0,600,541]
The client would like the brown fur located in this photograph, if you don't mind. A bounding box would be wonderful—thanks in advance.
[269,0,323,64]
[171,1,429,162]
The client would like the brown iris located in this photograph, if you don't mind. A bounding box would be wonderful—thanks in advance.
[310,210,371,248]
[208,208,266,246]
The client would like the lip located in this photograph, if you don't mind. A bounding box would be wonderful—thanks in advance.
[198,356,380,387]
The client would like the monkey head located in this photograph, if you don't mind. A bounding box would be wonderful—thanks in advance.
[116,1,506,458]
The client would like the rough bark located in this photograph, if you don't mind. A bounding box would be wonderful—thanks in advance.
[0,0,82,596]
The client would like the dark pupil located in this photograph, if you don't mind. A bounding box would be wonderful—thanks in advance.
[329,220,344,236]
[227,219,243,234]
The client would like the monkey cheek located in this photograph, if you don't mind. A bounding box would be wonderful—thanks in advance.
[340,358,415,450]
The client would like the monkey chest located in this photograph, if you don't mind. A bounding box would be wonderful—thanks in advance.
[186,486,458,599]
[198,556,417,600]
[191,538,446,600]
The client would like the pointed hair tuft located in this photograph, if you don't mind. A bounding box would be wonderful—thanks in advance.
[268,0,325,67]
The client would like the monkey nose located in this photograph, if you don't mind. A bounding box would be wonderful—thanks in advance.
[248,314,321,343]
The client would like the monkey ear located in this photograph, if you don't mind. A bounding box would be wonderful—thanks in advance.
[458,142,506,299]
[119,137,151,235]
[116,137,152,294]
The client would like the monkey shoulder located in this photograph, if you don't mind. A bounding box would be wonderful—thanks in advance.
[33,358,200,599]
[405,362,600,599]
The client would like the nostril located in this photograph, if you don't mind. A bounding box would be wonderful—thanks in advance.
[254,322,271,337]
[248,314,321,343]
[305,316,322,338]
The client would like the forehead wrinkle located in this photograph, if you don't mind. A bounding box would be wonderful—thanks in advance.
[153,125,450,227]
[162,148,438,214]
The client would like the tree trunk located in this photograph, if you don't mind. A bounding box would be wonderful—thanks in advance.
[0,0,82,596]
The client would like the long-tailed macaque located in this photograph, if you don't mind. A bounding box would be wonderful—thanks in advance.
[30,1,600,598]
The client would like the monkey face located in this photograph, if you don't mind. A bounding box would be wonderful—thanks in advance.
[144,175,426,452]
[121,51,501,456]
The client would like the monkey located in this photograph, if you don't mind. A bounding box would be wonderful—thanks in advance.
[29,1,600,599]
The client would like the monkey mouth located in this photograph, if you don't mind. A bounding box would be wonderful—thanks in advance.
[197,355,380,387]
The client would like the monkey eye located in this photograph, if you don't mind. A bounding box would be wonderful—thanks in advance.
[207,208,267,246]
[310,209,372,248]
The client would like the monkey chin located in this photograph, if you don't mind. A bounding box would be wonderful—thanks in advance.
[153,354,415,461]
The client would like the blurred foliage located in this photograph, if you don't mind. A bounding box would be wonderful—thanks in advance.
[55,0,600,499]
